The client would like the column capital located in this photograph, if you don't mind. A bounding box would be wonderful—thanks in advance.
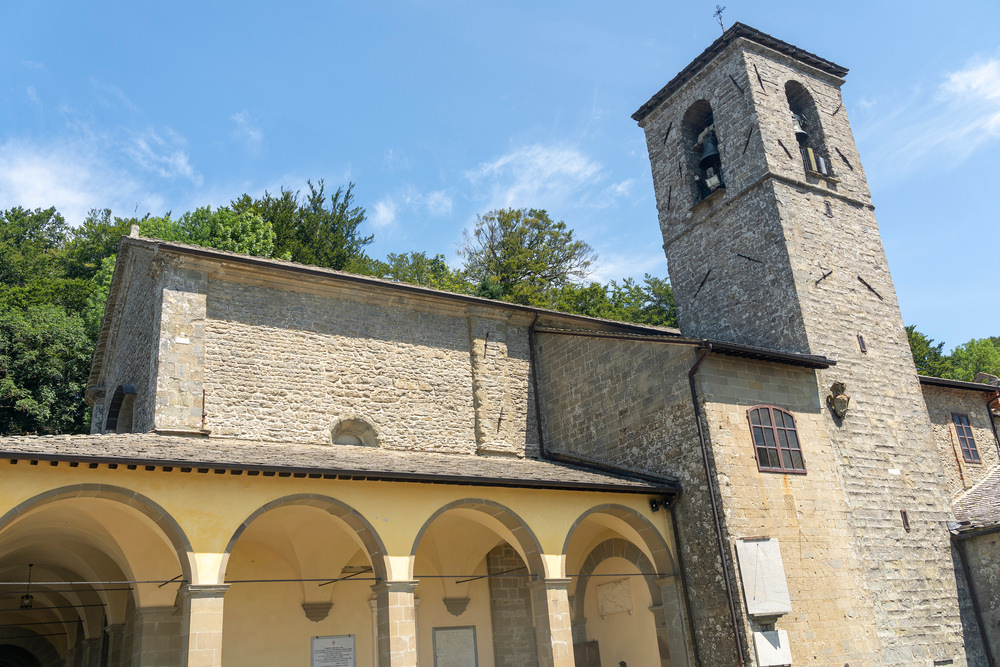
[179,583,230,600]
[530,577,571,592]
[370,579,419,595]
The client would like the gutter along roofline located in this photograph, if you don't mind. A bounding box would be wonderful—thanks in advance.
[0,449,678,496]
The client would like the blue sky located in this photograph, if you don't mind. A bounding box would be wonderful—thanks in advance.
[2,1,998,349]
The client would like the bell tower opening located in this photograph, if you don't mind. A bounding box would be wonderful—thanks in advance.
[785,81,831,177]
[682,101,724,202]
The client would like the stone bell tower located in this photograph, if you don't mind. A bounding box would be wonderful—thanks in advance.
[634,24,969,665]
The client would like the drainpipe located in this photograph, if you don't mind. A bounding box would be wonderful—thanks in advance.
[688,344,746,666]
[985,390,1000,460]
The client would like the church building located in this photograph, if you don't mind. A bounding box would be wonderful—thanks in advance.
[1,23,998,667]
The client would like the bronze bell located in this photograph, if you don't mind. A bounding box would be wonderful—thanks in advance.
[699,130,720,169]
[792,112,809,144]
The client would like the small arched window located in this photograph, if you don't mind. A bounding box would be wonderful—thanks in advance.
[330,416,380,447]
[105,384,137,433]
[785,81,832,177]
[682,100,725,202]
[748,406,805,473]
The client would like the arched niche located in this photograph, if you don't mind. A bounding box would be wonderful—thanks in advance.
[785,80,832,176]
[682,100,725,202]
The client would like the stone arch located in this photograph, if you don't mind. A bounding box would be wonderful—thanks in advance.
[682,99,724,202]
[561,504,676,577]
[409,498,545,576]
[0,628,64,667]
[571,539,660,626]
[220,494,388,583]
[563,506,687,667]
[785,80,831,175]
[0,484,194,584]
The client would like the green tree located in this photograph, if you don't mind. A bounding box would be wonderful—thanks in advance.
[905,325,954,378]
[460,208,596,306]
[63,209,137,280]
[946,338,1000,382]
[353,252,473,294]
[0,304,92,435]
[553,275,677,327]
[233,180,372,270]
[138,207,276,257]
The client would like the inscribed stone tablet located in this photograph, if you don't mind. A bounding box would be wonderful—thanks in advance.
[311,635,355,667]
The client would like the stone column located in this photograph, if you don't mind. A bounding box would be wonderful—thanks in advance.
[372,580,419,667]
[104,624,126,667]
[80,637,103,667]
[530,578,575,667]
[656,576,691,667]
[179,584,229,667]
[130,606,180,666]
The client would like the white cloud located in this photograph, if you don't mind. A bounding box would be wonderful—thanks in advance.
[21,60,45,71]
[424,190,453,216]
[0,137,166,224]
[124,128,201,184]
[463,144,633,214]
[231,110,263,150]
[371,187,453,230]
[589,251,665,284]
[860,56,1000,178]
[373,198,397,228]
[26,86,40,106]
[90,78,138,113]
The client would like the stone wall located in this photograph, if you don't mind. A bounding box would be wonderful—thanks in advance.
[958,531,1000,662]
[486,544,537,667]
[90,245,163,435]
[922,384,1000,495]
[195,264,537,454]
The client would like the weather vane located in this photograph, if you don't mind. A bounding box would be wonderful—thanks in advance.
[714,5,726,32]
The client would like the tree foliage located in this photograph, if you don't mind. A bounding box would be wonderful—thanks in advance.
[232,180,372,270]
[353,252,473,294]
[0,305,92,435]
[553,275,677,327]
[459,208,596,306]
[905,326,1000,382]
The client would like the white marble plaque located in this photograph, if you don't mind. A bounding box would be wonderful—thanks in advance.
[311,635,355,667]
[753,630,792,666]
[596,577,632,616]
[433,626,478,666]
[735,537,792,617]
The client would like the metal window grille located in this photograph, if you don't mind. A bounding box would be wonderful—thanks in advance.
[952,413,980,463]
[748,406,806,474]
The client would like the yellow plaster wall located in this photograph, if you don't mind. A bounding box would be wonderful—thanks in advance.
[0,462,662,568]
[581,557,659,667]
